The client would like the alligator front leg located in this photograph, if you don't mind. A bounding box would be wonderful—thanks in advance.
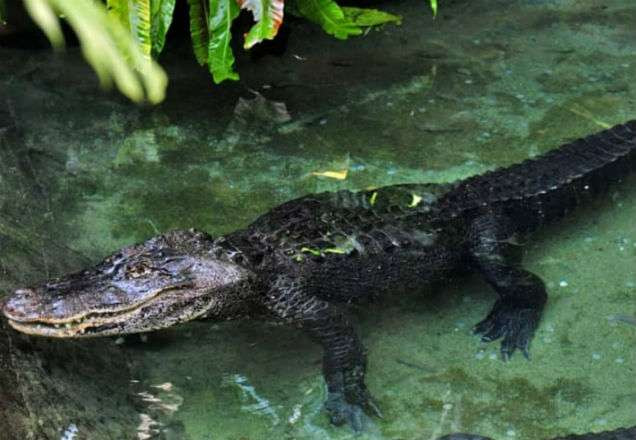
[264,275,381,430]
[468,214,547,360]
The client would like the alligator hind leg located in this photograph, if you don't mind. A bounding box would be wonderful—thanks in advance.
[264,275,381,431]
[468,214,547,360]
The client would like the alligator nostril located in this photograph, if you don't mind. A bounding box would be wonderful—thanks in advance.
[3,288,36,317]
[2,299,16,316]
[15,288,35,298]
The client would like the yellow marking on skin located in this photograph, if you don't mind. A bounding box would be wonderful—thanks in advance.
[324,248,346,254]
[310,169,348,180]
[300,247,322,256]
[369,191,378,206]
[408,193,423,207]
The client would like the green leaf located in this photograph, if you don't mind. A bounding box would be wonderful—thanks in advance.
[208,0,240,82]
[429,0,437,17]
[107,0,152,58]
[150,0,177,56]
[341,7,401,27]
[237,0,284,49]
[23,0,65,47]
[23,0,167,103]
[0,0,7,24]
[188,0,240,83]
[188,0,209,65]
[295,0,361,39]
[300,247,322,256]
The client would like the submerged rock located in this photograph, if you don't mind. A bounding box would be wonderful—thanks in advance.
[0,100,142,440]
[0,322,140,439]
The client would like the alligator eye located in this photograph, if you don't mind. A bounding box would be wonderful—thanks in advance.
[126,263,153,278]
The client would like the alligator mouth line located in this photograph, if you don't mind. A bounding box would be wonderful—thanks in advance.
[5,307,138,337]
[4,284,192,337]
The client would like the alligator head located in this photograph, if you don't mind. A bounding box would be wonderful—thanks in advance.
[2,229,254,337]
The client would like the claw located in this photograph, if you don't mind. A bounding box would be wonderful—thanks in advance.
[328,401,365,431]
[364,396,383,419]
[473,299,541,361]
[480,333,496,343]
[349,405,364,432]
[501,349,511,362]
[522,347,530,360]
[326,383,382,431]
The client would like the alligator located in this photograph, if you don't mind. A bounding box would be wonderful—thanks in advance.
[2,121,635,435]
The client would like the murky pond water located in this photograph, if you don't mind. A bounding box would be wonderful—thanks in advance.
[1,0,634,439]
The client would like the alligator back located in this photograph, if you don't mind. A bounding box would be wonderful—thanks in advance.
[435,121,636,231]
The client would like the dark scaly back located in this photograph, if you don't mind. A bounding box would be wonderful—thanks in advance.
[222,183,456,271]
[435,120,636,232]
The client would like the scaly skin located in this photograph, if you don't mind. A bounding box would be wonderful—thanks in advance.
[438,426,636,440]
[3,121,636,432]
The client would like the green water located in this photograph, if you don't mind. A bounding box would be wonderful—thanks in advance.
[0,0,634,439]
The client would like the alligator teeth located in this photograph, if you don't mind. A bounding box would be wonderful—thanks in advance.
[65,323,72,329]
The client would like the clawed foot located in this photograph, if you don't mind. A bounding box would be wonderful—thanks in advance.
[474,299,541,360]
[325,387,382,431]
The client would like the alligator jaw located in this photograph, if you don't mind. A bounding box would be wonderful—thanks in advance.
[6,314,118,338]
[4,299,150,338]
[2,281,220,338]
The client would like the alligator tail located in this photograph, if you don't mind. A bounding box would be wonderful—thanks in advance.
[437,120,636,232]
[438,426,636,440]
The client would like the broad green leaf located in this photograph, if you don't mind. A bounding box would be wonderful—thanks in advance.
[23,0,65,47]
[107,0,152,57]
[237,0,284,49]
[341,7,401,27]
[208,0,240,82]
[295,0,361,40]
[23,0,167,103]
[107,0,176,57]
[188,0,209,65]
[150,0,176,56]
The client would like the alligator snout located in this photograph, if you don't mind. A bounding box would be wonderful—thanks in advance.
[2,288,38,321]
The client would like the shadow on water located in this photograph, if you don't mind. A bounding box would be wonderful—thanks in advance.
[0,0,635,438]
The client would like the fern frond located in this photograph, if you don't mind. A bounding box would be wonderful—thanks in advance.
[23,0,167,103]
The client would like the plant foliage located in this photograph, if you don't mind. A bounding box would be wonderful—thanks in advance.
[0,0,7,24]
[106,0,177,57]
[239,0,285,49]
[295,0,362,39]
[22,0,167,103]
[188,0,242,83]
[341,7,401,28]
[18,0,437,103]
